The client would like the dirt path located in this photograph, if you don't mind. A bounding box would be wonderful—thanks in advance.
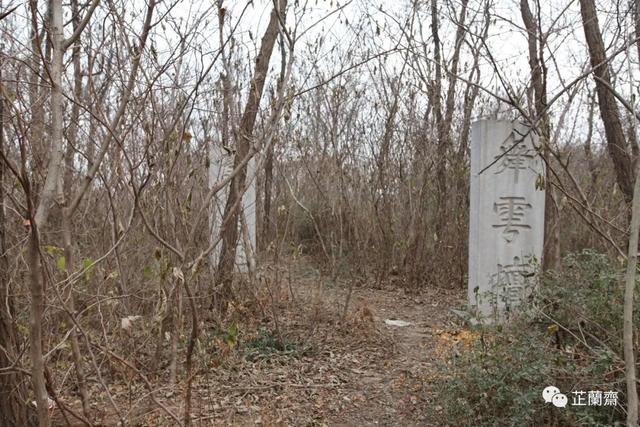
[105,268,466,427]
[320,285,464,426]
[183,274,466,426]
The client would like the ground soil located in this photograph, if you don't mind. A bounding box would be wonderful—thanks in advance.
[54,261,467,427]
[184,262,466,427]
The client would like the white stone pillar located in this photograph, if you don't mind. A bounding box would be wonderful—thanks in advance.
[237,157,257,272]
[208,144,257,273]
[209,144,231,266]
[468,120,545,323]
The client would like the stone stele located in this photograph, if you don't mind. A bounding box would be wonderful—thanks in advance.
[209,144,257,273]
[468,119,545,323]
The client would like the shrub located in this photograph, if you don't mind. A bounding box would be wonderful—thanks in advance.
[430,250,631,426]
[244,328,301,362]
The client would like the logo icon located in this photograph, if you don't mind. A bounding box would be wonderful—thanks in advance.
[542,386,560,403]
[543,385,567,408]
[552,393,568,408]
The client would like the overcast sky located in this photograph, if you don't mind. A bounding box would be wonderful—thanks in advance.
[3,0,638,148]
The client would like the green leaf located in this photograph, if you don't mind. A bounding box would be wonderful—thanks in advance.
[82,258,95,280]
[225,323,239,348]
[143,265,153,279]
[44,245,63,255]
[56,256,66,272]
[186,190,192,209]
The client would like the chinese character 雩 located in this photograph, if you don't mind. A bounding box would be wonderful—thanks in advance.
[492,196,532,242]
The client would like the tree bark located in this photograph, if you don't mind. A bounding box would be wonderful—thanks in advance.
[520,0,560,271]
[635,0,640,63]
[623,2,640,421]
[622,136,640,427]
[34,0,65,227]
[579,0,634,203]
[0,47,29,427]
[215,0,287,306]
[27,216,49,427]
[431,0,446,239]
[26,2,56,425]
[62,0,91,417]
[580,0,638,423]
[262,138,275,250]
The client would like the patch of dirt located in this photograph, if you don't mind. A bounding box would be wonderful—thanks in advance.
[320,285,464,427]
[185,267,466,426]
[53,263,467,426]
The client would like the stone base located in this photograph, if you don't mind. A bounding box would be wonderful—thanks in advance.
[449,309,481,327]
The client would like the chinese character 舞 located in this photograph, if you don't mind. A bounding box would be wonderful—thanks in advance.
[494,140,534,184]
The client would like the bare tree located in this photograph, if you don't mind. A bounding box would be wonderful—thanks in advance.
[579,0,634,203]
[623,141,640,427]
[520,0,561,272]
[0,46,29,427]
[215,0,288,307]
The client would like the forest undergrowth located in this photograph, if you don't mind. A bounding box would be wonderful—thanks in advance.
[45,256,462,426]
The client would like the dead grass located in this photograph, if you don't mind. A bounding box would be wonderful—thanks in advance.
[52,259,466,426]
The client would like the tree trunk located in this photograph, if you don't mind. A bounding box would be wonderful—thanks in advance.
[215,0,287,306]
[580,0,638,423]
[27,217,50,427]
[34,0,65,227]
[261,37,287,253]
[0,48,29,427]
[431,0,446,240]
[27,1,58,424]
[28,1,45,185]
[62,1,91,417]
[262,139,274,251]
[579,0,634,203]
[635,0,640,63]
[520,0,561,271]
[622,139,640,427]
[623,2,640,420]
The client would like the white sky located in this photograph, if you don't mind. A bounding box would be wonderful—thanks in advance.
[2,0,638,148]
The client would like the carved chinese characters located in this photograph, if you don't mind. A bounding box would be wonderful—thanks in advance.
[494,141,535,184]
[493,196,532,242]
[469,120,545,323]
